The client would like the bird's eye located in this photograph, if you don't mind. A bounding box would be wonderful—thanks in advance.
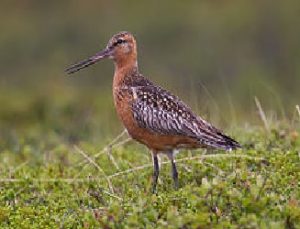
[116,39,125,45]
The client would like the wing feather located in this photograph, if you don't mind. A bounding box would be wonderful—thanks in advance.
[131,85,240,150]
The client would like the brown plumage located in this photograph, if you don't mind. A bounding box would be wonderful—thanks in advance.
[66,31,241,192]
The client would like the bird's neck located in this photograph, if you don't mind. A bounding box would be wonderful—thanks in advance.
[113,57,138,87]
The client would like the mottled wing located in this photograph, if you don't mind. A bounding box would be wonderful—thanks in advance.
[131,85,240,150]
[131,86,194,136]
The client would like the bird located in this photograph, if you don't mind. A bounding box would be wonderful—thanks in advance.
[66,31,241,193]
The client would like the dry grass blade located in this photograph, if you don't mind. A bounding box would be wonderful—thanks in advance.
[77,137,131,174]
[77,130,130,168]
[254,96,269,132]
[202,161,225,176]
[109,129,128,146]
[198,80,220,114]
[109,137,131,150]
[73,145,114,193]
[108,153,264,179]
[0,153,264,184]
[102,189,123,201]
[296,105,300,119]
[106,149,120,171]
[9,161,29,176]
[0,178,105,183]
[104,137,131,171]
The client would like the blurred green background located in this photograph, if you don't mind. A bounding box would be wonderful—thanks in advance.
[0,0,299,151]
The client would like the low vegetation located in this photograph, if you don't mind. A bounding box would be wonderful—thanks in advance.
[0,92,299,227]
[1,0,300,227]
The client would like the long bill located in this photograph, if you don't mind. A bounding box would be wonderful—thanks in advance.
[65,48,112,74]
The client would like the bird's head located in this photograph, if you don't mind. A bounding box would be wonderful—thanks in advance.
[66,31,137,74]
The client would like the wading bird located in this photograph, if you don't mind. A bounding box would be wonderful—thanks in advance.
[66,31,241,193]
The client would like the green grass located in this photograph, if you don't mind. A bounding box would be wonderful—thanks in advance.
[0,89,299,228]
[0,126,299,228]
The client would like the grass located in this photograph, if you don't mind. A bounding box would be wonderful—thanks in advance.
[0,89,299,228]
[1,127,299,228]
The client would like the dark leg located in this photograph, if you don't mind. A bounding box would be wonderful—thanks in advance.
[152,153,159,193]
[167,151,179,190]
[171,160,179,190]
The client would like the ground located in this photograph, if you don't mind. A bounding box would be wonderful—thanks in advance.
[0,125,299,228]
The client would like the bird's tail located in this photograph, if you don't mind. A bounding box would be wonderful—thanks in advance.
[196,128,241,151]
[213,132,241,151]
